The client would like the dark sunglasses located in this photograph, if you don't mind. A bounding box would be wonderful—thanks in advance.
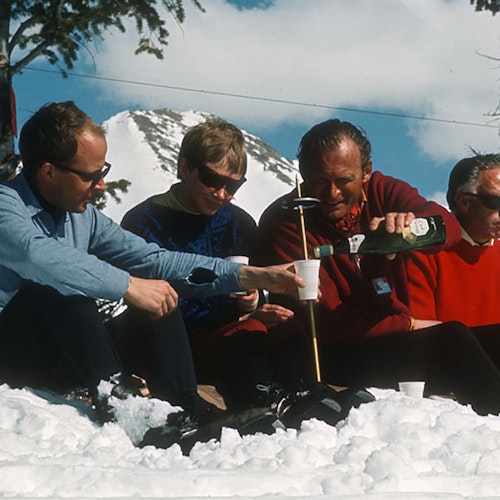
[53,161,111,187]
[462,192,500,211]
[197,163,246,195]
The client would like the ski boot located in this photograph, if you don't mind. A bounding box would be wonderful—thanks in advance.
[93,373,146,423]
[278,384,375,429]
[139,391,283,454]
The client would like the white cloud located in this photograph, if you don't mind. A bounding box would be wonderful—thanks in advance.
[429,190,449,209]
[90,0,500,163]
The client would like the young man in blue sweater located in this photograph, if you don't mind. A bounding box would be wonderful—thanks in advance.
[121,119,297,411]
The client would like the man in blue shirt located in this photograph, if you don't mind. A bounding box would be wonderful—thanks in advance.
[0,101,305,428]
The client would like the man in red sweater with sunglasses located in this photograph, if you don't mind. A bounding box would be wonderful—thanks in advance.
[407,153,500,355]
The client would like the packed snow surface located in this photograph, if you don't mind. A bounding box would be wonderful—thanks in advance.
[2,384,500,499]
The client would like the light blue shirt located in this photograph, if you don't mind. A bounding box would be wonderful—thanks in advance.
[0,172,244,312]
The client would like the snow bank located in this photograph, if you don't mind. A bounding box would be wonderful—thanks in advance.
[2,384,500,498]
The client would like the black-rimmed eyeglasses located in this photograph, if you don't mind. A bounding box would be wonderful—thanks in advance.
[462,192,500,211]
[53,161,111,187]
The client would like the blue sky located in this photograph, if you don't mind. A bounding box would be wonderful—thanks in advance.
[12,0,500,203]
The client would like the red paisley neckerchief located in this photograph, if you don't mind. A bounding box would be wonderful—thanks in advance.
[332,198,366,237]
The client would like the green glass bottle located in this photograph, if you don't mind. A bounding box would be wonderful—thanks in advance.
[312,215,446,258]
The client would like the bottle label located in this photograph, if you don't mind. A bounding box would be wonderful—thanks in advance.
[348,234,366,253]
[312,215,444,257]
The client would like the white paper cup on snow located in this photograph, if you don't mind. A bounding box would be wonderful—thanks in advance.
[398,381,425,398]
[226,256,249,296]
[294,259,320,300]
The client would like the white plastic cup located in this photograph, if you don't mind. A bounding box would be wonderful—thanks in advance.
[225,256,249,265]
[398,381,425,398]
[225,256,249,297]
[294,259,320,300]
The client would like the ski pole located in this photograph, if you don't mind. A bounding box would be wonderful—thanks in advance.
[295,176,322,383]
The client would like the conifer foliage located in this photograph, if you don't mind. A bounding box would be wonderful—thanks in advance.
[0,0,204,180]
[470,0,500,15]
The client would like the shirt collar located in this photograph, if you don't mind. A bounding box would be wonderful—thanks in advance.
[460,226,495,247]
[10,171,67,225]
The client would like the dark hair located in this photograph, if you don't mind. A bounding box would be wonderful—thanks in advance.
[447,153,500,211]
[297,119,372,179]
[19,101,104,180]
[178,119,247,177]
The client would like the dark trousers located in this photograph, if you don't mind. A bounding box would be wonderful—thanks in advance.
[315,322,500,416]
[186,316,270,410]
[107,305,197,402]
[0,283,197,403]
[188,319,318,410]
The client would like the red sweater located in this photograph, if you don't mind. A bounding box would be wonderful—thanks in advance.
[257,171,462,345]
[407,238,500,326]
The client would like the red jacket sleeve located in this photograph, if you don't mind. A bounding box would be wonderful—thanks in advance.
[365,171,462,250]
